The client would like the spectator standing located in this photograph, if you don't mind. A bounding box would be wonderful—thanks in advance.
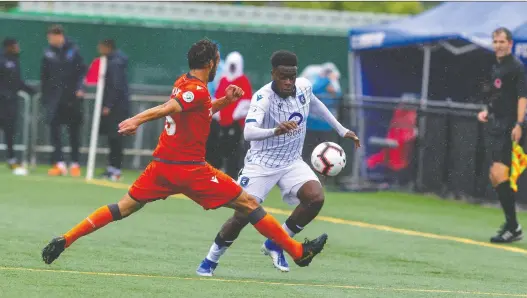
[0,38,35,169]
[97,39,130,181]
[40,25,86,177]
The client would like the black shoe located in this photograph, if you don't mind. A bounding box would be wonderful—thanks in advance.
[294,233,328,267]
[42,237,67,264]
[490,224,523,243]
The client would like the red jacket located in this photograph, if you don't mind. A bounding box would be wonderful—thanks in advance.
[214,74,252,127]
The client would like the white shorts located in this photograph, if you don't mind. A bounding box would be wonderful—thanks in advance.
[237,159,320,206]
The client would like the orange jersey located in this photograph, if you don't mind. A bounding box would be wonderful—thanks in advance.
[152,73,212,162]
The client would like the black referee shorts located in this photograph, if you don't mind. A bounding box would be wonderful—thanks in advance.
[486,118,524,167]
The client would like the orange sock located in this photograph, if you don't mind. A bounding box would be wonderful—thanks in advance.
[63,205,116,248]
[252,214,303,260]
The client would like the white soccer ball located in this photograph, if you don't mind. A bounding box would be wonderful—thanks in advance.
[311,142,346,176]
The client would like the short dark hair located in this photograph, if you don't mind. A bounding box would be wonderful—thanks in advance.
[187,39,218,70]
[47,24,65,35]
[99,39,116,50]
[493,27,513,41]
[271,50,298,68]
[2,37,17,48]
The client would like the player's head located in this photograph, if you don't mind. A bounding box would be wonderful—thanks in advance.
[187,39,219,82]
[2,37,19,55]
[98,39,116,56]
[492,27,513,59]
[47,24,65,48]
[271,50,298,96]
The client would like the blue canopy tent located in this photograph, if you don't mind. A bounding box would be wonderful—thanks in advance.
[347,2,527,186]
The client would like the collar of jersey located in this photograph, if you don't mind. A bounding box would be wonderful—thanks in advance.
[186,72,205,84]
[271,81,296,99]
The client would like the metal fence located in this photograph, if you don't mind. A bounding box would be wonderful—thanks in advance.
[2,89,524,205]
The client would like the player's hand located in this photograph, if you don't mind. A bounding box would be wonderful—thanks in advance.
[274,121,298,136]
[344,130,361,148]
[225,85,244,103]
[477,110,488,123]
[118,118,140,136]
[512,124,522,142]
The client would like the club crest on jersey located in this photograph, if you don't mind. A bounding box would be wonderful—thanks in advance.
[288,112,304,125]
[240,176,250,187]
[183,91,195,103]
[298,93,306,105]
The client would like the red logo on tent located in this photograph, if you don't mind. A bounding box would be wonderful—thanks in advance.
[494,78,502,89]
[84,58,101,86]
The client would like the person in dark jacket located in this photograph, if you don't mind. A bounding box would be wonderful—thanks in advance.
[97,39,130,181]
[0,38,35,169]
[40,25,86,177]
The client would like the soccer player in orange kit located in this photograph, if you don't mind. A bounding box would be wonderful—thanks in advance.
[42,39,327,269]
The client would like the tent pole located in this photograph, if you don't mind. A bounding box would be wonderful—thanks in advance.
[417,45,431,191]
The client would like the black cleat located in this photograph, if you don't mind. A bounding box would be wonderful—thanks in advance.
[42,237,67,264]
[294,233,328,267]
[490,224,523,243]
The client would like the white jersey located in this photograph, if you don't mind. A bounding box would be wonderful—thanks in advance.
[244,77,313,168]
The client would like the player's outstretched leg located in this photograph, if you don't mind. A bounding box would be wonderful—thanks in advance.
[196,211,250,276]
[41,194,144,264]
[228,191,327,267]
[262,181,324,272]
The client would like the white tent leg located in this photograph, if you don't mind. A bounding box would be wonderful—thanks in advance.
[416,45,431,190]
[350,52,364,185]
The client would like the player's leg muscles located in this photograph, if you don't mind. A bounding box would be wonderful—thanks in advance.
[63,194,144,247]
[285,180,325,234]
[225,191,303,260]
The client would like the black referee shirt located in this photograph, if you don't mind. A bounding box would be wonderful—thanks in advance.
[488,54,527,121]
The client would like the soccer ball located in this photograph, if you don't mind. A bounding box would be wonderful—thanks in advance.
[311,142,346,176]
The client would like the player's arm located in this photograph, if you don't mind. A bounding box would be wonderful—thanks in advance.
[310,94,360,147]
[118,99,181,136]
[513,65,527,142]
[244,98,297,141]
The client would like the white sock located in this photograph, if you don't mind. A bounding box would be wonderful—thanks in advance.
[282,223,297,237]
[206,243,229,263]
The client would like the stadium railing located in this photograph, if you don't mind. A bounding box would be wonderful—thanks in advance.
[2,87,514,205]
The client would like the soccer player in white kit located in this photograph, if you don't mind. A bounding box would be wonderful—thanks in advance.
[197,50,360,276]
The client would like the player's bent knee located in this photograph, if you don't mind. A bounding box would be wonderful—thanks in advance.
[117,194,144,218]
[227,191,261,215]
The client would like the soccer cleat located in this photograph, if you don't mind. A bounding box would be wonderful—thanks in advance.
[196,258,218,277]
[490,225,523,243]
[48,164,68,176]
[42,237,67,264]
[69,165,81,177]
[294,233,328,267]
[261,239,290,272]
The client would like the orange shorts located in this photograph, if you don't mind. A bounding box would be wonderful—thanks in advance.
[128,160,242,210]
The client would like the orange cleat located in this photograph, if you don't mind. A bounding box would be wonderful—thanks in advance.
[48,164,68,176]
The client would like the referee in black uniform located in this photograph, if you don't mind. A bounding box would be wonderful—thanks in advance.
[477,27,527,243]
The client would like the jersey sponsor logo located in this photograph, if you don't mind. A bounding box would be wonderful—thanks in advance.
[288,112,304,125]
[298,93,306,105]
[240,176,249,187]
[256,94,263,101]
[494,78,502,89]
[183,91,195,103]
